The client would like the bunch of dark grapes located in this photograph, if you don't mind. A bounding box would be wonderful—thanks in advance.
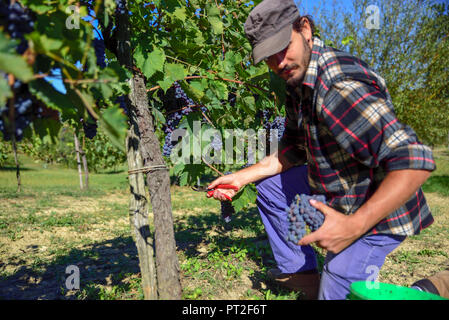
[93,38,106,69]
[0,2,38,142]
[254,109,286,157]
[260,109,271,129]
[116,95,128,116]
[220,171,235,223]
[115,0,127,15]
[285,194,326,244]
[210,132,222,152]
[228,92,237,107]
[285,196,307,243]
[269,116,286,142]
[162,82,201,157]
[81,116,98,139]
[221,201,234,224]
[257,109,286,141]
[299,194,326,232]
[0,1,34,54]
[0,78,43,142]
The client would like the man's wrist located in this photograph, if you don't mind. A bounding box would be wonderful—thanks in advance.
[348,210,370,238]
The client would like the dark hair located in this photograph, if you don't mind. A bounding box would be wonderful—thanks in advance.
[292,15,318,38]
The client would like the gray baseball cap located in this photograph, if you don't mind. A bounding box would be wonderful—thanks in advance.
[244,0,300,64]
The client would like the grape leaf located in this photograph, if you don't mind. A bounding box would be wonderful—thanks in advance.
[0,76,12,106]
[98,106,128,152]
[157,63,187,92]
[0,33,33,82]
[232,184,258,212]
[208,16,223,35]
[135,46,166,80]
[28,78,78,121]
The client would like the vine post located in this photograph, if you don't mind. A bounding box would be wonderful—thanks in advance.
[7,75,21,192]
[73,132,84,190]
[116,1,182,299]
[81,136,89,189]
[126,118,158,300]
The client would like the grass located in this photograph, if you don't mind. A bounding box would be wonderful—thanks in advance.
[0,147,448,300]
[422,148,449,196]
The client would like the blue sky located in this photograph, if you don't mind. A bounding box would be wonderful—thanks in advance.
[296,0,354,16]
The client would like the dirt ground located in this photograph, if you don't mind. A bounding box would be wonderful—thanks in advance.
[0,189,447,300]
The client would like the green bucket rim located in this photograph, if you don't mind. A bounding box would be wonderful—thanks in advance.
[348,281,448,300]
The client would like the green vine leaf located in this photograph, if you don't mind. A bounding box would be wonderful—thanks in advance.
[0,33,33,82]
[232,184,258,212]
[157,63,187,92]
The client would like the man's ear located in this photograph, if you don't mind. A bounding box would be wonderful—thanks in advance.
[300,18,313,47]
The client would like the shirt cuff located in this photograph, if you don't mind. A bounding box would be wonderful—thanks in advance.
[383,144,436,172]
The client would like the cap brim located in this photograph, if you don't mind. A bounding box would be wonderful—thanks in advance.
[252,23,293,64]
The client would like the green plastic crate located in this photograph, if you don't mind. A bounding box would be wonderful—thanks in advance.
[347,281,448,300]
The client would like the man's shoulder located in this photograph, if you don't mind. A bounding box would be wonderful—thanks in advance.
[315,44,386,89]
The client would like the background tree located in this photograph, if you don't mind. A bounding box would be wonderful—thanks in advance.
[303,0,449,145]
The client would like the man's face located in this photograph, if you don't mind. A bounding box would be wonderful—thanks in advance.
[265,29,312,87]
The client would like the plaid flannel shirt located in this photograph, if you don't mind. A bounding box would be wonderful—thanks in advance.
[279,37,436,236]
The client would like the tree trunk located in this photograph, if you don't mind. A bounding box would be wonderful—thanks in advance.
[81,136,89,189]
[73,133,83,190]
[126,126,158,300]
[115,1,182,300]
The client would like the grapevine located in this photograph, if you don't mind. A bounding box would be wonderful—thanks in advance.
[161,82,206,157]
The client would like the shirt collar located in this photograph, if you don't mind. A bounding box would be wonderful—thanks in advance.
[301,37,325,90]
[286,37,325,99]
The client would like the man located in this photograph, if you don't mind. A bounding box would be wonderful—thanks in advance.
[207,0,436,300]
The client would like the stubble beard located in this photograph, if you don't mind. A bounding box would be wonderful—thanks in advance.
[285,35,312,87]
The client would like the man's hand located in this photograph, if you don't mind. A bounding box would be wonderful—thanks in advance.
[298,199,364,254]
[207,173,243,201]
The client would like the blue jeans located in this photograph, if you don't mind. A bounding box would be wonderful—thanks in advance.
[255,165,406,300]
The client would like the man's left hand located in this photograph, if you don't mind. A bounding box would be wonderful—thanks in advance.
[297,199,365,254]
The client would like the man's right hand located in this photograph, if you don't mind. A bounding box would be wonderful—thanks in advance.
[207,173,243,201]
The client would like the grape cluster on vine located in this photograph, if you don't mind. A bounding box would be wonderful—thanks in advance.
[0,1,34,54]
[93,38,106,69]
[115,0,127,15]
[162,82,205,157]
[116,95,128,116]
[0,78,43,142]
[269,116,286,141]
[0,2,40,142]
[81,116,98,139]
[285,194,326,243]
[210,132,222,152]
[260,109,285,142]
[220,171,235,223]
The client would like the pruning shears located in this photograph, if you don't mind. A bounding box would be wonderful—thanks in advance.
[191,184,239,202]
